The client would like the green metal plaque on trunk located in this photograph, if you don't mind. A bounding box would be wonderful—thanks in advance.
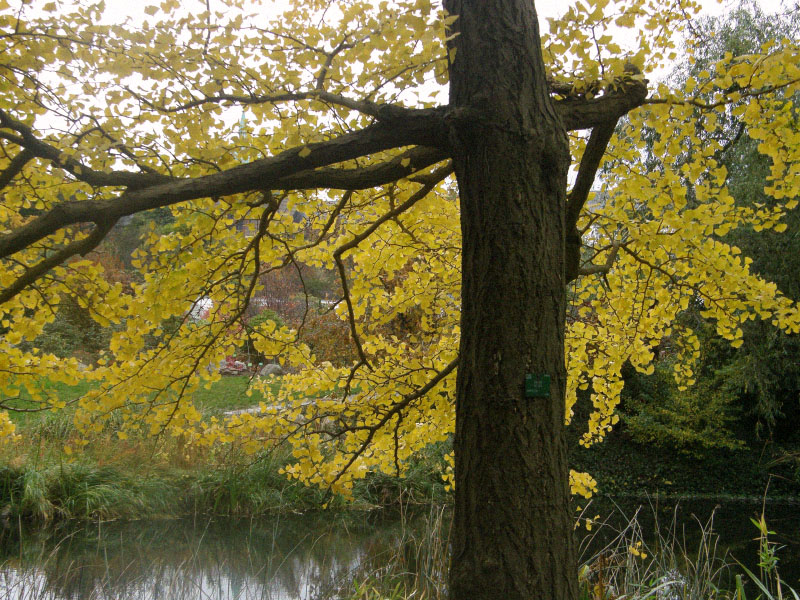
[525,373,550,398]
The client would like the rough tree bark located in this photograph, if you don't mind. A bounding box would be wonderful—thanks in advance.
[444,1,576,599]
[0,3,649,596]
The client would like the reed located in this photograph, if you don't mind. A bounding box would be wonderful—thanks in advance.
[1,504,796,600]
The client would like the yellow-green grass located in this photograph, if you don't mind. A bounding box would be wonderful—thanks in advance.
[0,374,450,522]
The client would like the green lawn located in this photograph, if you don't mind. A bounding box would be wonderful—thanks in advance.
[191,375,282,415]
[2,379,96,427]
[4,375,280,427]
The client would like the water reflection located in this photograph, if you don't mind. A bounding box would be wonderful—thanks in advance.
[0,500,798,599]
[1,512,414,600]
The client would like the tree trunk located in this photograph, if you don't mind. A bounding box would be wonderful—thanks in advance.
[444,1,576,599]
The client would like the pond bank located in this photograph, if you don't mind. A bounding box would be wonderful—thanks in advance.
[2,499,799,600]
[569,427,800,500]
[0,441,451,524]
[2,427,799,525]
[2,378,797,524]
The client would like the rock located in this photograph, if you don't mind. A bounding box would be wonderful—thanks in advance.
[259,363,284,377]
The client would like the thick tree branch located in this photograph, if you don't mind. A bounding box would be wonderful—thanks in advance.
[133,78,652,132]
[274,146,448,190]
[0,147,34,190]
[0,220,116,305]
[0,109,173,189]
[555,78,648,131]
[564,112,626,284]
[1,77,644,298]
[0,110,449,262]
[565,119,617,230]
[562,73,648,283]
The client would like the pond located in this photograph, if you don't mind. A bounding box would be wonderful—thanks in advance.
[0,499,797,599]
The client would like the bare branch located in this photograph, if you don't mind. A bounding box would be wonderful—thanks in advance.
[578,241,622,276]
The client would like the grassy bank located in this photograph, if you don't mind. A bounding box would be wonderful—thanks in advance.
[0,447,332,522]
[0,444,450,523]
[0,375,450,523]
[3,373,798,524]
[568,427,800,500]
[1,377,324,521]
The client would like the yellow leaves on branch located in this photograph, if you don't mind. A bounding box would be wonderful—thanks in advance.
[544,0,701,86]
[1,0,799,496]
[0,413,19,446]
[562,13,800,450]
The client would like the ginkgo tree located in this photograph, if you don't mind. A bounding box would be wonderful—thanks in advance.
[1,0,799,598]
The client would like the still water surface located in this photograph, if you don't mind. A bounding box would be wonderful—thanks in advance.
[1,499,798,599]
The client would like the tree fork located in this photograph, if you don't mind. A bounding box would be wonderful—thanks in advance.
[445,1,576,599]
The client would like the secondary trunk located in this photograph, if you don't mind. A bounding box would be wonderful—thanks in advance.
[444,1,576,599]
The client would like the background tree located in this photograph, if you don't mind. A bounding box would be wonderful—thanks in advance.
[685,3,800,441]
[619,1,800,450]
[1,1,799,599]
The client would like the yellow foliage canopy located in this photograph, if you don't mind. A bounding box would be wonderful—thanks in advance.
[1,0,798,496]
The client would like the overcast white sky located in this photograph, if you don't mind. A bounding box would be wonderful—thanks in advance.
[537,0,790,21]
[98,0,792,28]
[86,0,793,133]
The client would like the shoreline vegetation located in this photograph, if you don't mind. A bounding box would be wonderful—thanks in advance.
[0,375,452,523]
[1,375,798,599]
[1,499,798,600]
[1,375,798,524]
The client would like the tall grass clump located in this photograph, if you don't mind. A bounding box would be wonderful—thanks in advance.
[324,504,450,600]
[576,500,800,600]
[352,440,452,508]
[577,502,730,600]
[732,511,799,600]
[187,446,329,515]
[1,463,185,522]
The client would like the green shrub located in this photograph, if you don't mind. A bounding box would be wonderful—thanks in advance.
[31,297,110,360]
[622,358,743,454]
